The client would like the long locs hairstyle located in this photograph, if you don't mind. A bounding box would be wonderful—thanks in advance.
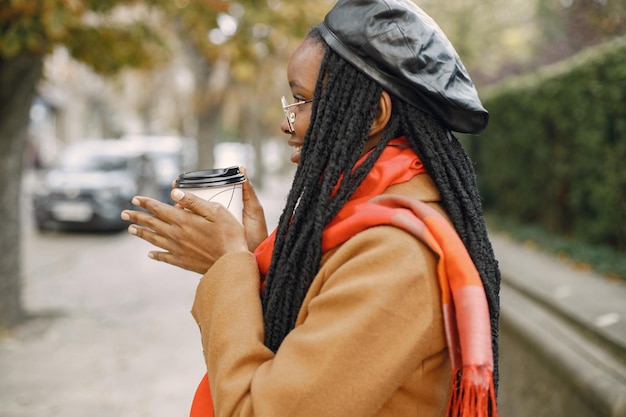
[261,28,501,388]
[260,28,399,352]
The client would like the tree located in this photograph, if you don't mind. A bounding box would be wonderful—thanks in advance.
[167,1,331,177]
[0,0,331,329]
[535,0,626,66]
[0,0,168,328]
[420,0,541,85]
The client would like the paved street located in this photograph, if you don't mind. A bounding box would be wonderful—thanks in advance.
[1,219,205,417]
[0,172,291,417]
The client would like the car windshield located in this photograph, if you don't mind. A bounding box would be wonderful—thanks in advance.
[59,149,130,172]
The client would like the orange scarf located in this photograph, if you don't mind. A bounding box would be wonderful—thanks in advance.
[190,137,497,416]
[255,137,425,278]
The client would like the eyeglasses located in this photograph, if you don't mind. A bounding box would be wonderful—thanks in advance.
[281,96,313,133]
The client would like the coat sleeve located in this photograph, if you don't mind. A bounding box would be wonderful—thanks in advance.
[191,225,447,417]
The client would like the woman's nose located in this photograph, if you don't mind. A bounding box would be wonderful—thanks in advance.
[280,117,292,134]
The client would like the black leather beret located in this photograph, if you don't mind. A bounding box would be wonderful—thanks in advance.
[317,0,488,134]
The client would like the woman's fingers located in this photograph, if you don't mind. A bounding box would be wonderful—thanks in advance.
[124,196,174,231]
[148,250,204,274]
[128,222,170,251]
[170,188,223,220]
[241,167,263,214]
[122,197,179,252]
[240,167,268,251]
[123,190,249,274]
[122,200,212,274]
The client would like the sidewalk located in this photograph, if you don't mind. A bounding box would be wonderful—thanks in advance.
[491,232,626,356]
[0,230,204,417]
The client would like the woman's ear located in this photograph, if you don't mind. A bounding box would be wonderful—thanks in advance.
[369,91,392,138]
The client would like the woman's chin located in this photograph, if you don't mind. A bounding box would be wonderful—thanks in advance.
[290,150,301,164]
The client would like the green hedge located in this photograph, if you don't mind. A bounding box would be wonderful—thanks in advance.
[467,36,626,252]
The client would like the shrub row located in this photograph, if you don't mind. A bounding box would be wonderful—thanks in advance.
[466,36,626,252]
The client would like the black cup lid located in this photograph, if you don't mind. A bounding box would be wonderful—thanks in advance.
[175,166,245,188]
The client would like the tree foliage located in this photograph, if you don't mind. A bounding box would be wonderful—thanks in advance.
[167,0,331,81]
[535,0,626,66]
[0,0,169,73]
[157,0,331,169]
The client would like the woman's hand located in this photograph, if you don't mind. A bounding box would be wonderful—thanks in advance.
[121,166,268,274]
[121,190,247,274]
[240,167,268,252]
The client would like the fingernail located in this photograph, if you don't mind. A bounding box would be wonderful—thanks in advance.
[128,226,137,235]
[121,211,130,221]
[131,197,140,206]
[148,252,155,259]
[172,188,184,201]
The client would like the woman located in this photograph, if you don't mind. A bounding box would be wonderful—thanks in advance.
[122,0,500,416]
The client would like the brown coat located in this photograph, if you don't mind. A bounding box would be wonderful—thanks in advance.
[191,174,450,417]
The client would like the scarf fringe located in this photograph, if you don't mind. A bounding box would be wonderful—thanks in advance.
[446,365,497,417]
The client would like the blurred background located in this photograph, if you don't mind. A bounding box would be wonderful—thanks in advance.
[1,0,625,416]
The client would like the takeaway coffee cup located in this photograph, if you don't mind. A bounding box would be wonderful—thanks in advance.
[175,166,246,223]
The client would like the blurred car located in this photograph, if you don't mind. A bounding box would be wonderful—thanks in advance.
[119,135,193,203]
[32,139,159,232]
